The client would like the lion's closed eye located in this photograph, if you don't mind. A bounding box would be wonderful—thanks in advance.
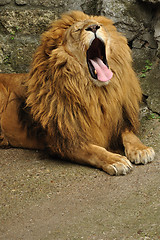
[74,28,81,32]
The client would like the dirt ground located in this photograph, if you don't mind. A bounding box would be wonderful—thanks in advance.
[0,110,160,240]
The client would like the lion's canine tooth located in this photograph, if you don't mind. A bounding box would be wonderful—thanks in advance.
[95,69,97,75]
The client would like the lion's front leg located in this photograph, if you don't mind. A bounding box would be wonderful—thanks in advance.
[122,129,155,164]
[67,144,133,176]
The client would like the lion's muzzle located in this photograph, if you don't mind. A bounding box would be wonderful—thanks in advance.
[86,36,113,83]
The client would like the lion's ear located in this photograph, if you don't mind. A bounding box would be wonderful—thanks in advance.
[40,28,65,57]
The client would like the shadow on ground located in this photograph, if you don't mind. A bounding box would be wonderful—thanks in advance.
[0,110,160,240]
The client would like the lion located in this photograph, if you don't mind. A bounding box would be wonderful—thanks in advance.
[0,11,155,175]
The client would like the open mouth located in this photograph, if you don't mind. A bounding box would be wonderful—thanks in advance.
[87,37,113,82]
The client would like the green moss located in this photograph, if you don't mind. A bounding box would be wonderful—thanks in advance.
[139,60,152,78]
[146,113,160,121]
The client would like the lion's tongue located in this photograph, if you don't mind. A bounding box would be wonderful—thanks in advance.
[90,58,113,82]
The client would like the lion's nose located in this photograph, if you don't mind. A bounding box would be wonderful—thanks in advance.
[86,24,100,33]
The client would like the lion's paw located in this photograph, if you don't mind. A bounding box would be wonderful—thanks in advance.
[0,133,9,148]
[125,146,155,165]
[103,155,133,176]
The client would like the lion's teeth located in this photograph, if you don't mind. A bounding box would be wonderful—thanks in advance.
[95,69,97,75]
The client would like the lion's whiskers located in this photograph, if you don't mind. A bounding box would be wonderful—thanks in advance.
[81,41,86,52]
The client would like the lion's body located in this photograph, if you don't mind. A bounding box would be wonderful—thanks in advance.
[0,11,155,175]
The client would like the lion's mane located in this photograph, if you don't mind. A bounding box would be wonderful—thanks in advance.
[25,11,142,155]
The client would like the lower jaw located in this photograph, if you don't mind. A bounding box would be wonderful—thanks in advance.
[91,78,111,87]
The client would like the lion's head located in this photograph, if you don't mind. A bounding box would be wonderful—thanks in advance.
[27,11,131,88]
[63,17,114,86]
[26,11,141,153]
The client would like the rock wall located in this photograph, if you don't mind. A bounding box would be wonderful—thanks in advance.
[0,0,160,113]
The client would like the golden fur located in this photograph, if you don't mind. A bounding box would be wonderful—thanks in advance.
[0,11,155,175]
